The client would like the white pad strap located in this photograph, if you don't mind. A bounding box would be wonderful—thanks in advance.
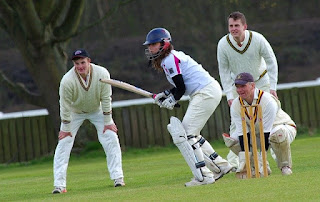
[167,117,204,181]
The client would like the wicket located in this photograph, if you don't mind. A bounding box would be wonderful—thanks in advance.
[240,104,268,178]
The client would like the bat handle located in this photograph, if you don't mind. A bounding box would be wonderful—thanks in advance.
[152,94,157,99]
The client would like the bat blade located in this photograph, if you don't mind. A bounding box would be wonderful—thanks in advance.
[99,78,180,108]
[99,78,154,98]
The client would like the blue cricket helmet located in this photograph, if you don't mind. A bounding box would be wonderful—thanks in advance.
[143,28,171,45]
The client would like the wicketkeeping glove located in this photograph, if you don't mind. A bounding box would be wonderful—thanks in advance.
[161,94,177,110]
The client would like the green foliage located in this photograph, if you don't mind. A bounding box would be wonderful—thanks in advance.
[0,133,319,201]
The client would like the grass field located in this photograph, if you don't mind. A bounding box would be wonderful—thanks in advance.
[0,133,319,201]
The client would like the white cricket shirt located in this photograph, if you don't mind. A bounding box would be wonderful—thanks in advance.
[161,50,215,96]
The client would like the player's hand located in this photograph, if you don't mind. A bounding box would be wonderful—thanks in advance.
[58,131,72,140]
[154,92,167,106]
[228,99,234,107]
[270,90,278,99]
[103,123,118,133]
[153,90,171,107]
[161,94,177,110]
[222,133,238,147]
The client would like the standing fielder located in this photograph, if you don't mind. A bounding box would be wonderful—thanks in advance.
[52,49,124,194]
[143,28,232,186]
[217,11,279,169]
[230,72,296,176]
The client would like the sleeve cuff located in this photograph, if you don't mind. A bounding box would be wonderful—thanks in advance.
[226,92,234,101]
[104,114,114,125]
[60,122,71,132]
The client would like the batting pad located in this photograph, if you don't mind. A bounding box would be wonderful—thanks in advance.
[167,116,204,181]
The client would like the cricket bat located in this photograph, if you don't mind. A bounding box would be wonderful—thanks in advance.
[99,78,155,98]
[99,78,180,107]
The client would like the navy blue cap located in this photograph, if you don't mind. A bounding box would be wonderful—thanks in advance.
[235,72,254,85]
[71,49,90,60]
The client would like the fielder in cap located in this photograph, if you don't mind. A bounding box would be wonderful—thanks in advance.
[217,11,279,170]
[226,72,296,177]
[143,28,232,186]
[52,49,125,194]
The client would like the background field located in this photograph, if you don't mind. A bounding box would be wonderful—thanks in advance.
[0,133,319,201]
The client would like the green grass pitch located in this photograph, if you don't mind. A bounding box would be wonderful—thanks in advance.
[0,133,319,201]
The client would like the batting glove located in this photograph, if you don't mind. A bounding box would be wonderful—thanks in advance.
[153,90,171,107]
[161,94,177,110]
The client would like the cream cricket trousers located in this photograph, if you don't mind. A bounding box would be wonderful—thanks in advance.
[270,124,296,169]
[53,109,123,187]
[182,80,222,137]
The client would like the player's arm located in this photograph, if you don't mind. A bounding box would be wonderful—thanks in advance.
[59,80,73,133]
[217,40,234,101]
[157,74,185,110]
[170,74,185,101]
[262,98,278,132]
[259,35,278,91]
[158,53,186,109]
[100,69,114,127]
[230,101,244,140]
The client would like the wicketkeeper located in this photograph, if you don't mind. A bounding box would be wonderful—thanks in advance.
[224,72,296,177]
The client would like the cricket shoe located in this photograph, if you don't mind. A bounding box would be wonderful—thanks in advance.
[52,186,67,194]
[114,177,125,187]
[281,166,292,176]
[185,176,215,187]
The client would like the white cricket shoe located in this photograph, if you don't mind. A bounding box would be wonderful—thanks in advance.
[185,176,215,187]
[52,186,67,194]
[281,166,292,176]
[114,177,125,187]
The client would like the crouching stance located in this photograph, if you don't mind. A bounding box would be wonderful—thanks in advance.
[225,72,296,178]
[52,50,125,194]
[142,27,232,186]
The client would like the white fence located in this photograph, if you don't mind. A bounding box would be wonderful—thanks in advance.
[1,77,320,119]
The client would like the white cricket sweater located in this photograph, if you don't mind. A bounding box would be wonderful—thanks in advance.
[230,88,295,139]
[217,30,278,100]
[59,63,113,132]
